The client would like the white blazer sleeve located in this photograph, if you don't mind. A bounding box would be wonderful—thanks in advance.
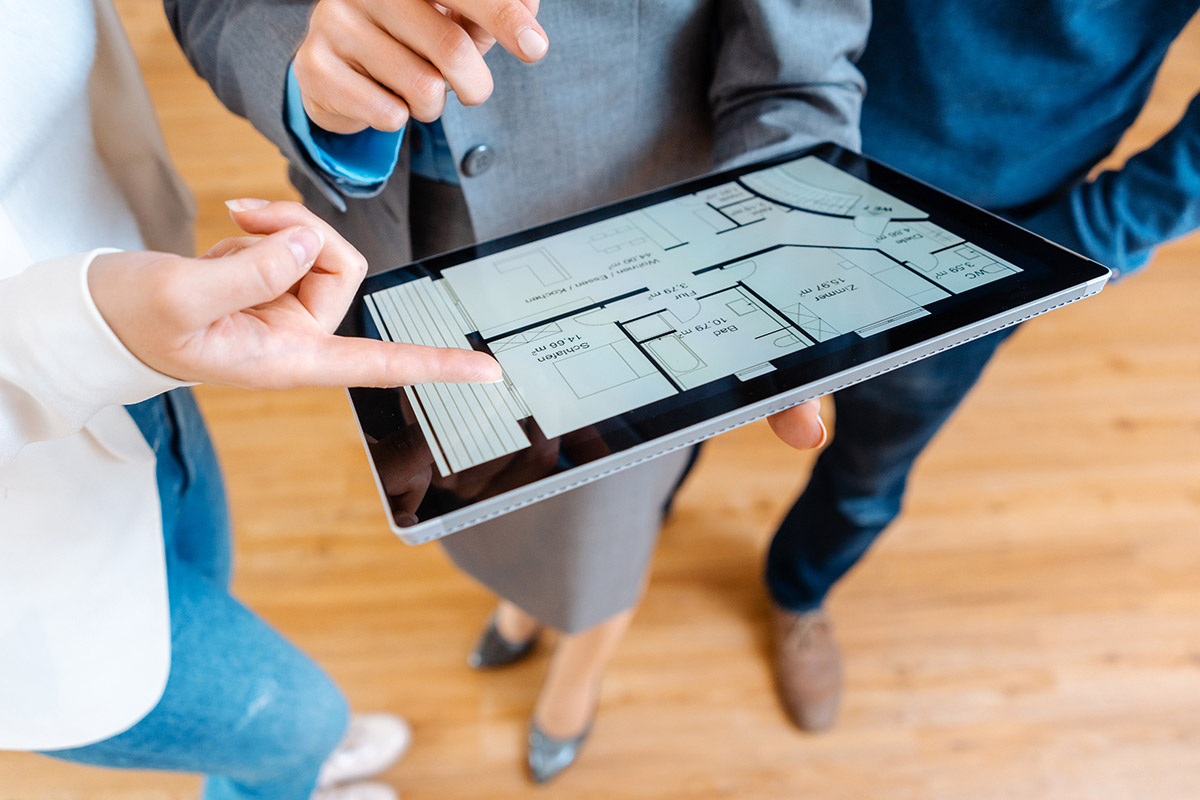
[0,248,187,465]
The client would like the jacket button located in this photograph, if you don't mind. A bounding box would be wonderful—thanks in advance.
[460,144,496,177]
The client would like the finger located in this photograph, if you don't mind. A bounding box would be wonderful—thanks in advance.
[294,45,411,133]
[200,236,261,259]
[389,463,432,526]
[449,13,498,56]
[371,1,494,105]
[225,199,368,331]
[447,0,547,63]
[370,428,435,515]
[350,24,451,122]
[767,398,828,451]
[226,199,362,272]
[289,337,503,388]
[181,226,323,326]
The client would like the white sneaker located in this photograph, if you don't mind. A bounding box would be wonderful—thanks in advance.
[312,781,398,800]
[317,713,413,788]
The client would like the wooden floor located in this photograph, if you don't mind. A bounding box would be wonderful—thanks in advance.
[4,7,1200,799]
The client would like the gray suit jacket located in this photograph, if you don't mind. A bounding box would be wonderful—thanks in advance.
[165,0,868,268]
[165,0,870,631]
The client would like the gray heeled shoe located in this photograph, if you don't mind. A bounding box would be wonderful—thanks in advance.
[467,617,539,670]
[526,720,592,784]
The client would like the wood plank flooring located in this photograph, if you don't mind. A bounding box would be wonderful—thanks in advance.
[3,7,1199,799]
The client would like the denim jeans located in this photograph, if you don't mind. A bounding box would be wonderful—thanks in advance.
[766,327,1018,612]
[44,389,348,800]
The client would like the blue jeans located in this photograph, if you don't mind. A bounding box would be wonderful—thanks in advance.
[766,327,1017,612]
[44,390,348,800]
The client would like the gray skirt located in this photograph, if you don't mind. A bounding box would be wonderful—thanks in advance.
[440,448,694,633]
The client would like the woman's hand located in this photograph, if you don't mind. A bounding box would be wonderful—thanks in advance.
[88,199,501,390]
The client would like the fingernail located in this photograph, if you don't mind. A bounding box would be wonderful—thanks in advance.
[483,362,504,384]
[225,198,269,212]
[287,227,324,267]
[395,512,420,528]
[517,27,548,59]
[472,355,504,384]
[815,415,829,449]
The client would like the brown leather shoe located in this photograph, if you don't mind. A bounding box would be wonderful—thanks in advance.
[769,605,843,732]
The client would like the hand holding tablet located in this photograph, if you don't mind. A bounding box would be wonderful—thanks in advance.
[345,145,1110,542]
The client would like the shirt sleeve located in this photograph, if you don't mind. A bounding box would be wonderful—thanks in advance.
[1019,91,1200,279]
[709,0,870,169]
[0,250,187,466]
[283,62,405,198]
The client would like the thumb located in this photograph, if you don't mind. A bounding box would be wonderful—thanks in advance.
[767,399,828,451]
[185,227,323,323]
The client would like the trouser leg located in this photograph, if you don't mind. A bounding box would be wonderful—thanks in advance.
[45,558,350,800]
[765,327,1017,611]
[44,392,348,800]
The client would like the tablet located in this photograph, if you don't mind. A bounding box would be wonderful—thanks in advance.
[343,143,1109,544]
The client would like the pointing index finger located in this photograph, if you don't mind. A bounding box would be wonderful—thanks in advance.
[304,337,504,388]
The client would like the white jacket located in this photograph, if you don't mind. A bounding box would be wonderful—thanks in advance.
[0,0,194,749]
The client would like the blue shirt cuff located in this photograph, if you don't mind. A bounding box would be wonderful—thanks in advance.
[284,62,403,195]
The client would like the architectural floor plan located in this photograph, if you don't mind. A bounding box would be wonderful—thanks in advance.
[366,156,1022,477]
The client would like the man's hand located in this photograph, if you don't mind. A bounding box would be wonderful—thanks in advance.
[294,0,547,135]
[767,398,828,451]
[88,199,502,390]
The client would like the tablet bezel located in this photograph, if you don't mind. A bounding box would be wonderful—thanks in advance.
[342,143,1110,543]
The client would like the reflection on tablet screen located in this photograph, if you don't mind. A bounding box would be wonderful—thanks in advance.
[364,155,1023,477]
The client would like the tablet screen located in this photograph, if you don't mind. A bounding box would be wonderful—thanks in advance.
[345,145,1106,532]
